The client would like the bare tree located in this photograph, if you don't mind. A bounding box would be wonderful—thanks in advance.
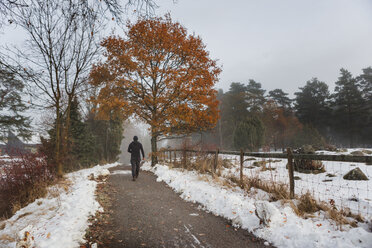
[0,0,158,27]
[3,1,103,175]
[1,0,159,175]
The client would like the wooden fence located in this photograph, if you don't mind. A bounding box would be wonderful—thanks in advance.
[158,148,372,200]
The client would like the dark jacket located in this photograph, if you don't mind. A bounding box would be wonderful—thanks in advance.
[128,141,145,161]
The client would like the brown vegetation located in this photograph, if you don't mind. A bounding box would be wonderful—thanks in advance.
[0,153,56,218]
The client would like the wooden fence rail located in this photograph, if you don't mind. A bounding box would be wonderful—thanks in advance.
[163,149,372,163]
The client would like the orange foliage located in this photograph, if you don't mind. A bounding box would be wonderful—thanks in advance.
[262,100,302,149]
[89,15,221,137]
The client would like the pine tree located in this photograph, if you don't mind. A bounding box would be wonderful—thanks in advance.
[219,83,250,149]
[357,67,372,145]
[332,69,366,147]
[85,110,124,163]
[294,78,331,136]
[246,79,266,113]
[67,99,96,170]
[0,63,31,141]
[268,89,292,112]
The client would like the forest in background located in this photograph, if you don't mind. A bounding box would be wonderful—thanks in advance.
[192,67,372,151]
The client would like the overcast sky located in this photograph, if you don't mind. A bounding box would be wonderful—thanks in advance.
[2,0,372,97]
[153,0,372,96]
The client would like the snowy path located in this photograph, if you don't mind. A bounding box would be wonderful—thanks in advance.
[86,164,271,248]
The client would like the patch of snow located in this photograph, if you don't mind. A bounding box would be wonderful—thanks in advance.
[93,167,110,178]
[111,170,132,175]
[316,148,372,156]
[0,162,119,248]
[142,162,372,248]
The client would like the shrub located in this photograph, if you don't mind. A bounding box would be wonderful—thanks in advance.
[0,152,55,217]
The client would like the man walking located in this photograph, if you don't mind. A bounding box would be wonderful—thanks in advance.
[127,136,145,181]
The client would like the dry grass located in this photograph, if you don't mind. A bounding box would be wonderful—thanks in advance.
[252,161,266,167]
[238,173,361,228]
[296,192,319,215]
[289,192,361,229]
[0,220,6,230]
[226,174,290,201]
[172,152,233,176]
[0,234,14,242]
[10,181,49,214]
[15,212,32,221]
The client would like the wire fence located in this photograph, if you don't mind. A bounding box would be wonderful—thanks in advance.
[158,148,372,220]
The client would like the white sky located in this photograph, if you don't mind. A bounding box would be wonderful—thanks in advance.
[154,0,372,95]
[2,0,372,97]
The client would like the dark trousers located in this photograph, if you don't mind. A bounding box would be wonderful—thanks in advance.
[131,159,140,178]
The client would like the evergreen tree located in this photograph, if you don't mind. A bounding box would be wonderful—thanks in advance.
[332,69,366,147]
[357,67,372,145]
[67,99,96,170]
[294,78,330,136]
[268,89,292,112]
[219,83,250,149]
[233,116,265,151]
[85,110,124,163]
[246,79,266,113]
[0,63,31,141]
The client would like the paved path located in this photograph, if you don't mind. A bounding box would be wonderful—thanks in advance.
[93,164,273,248]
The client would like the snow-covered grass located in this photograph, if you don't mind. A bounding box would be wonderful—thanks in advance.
[0,162,118,248]
[142,162,372,248]
[219,154,372,219]
[316,148,372,156]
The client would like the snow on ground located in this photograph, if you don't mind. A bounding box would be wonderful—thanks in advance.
[111,170,132,175]
[316,148,372,156]
[142,162,372,248]
[219,154,372,218]
[0,162,119,248]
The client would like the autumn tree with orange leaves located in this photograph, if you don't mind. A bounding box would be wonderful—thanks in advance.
[261,100,302,150]
[90,15,221,166]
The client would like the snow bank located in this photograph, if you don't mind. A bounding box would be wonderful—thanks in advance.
[0,162,119,248]
[142,162,372,248]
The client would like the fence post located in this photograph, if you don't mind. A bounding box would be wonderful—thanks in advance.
[174,151,177,164]
[287,147,295,199]
[169,150,172,163]
[183,149,186,168]
[214,149,219,172]
[240,149,244,187]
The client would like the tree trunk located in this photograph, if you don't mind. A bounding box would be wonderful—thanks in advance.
[151,130,158,167]
[56,103,63,177]
[62,97,72,167]
[218,119,223,149]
